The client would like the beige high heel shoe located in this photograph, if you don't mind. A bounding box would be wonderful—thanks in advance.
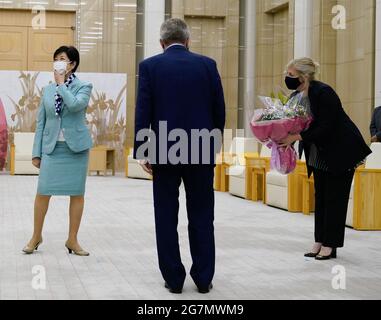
[65,242,90,256]
[22,239,43,254]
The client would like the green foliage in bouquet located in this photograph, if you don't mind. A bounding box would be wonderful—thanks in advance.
[258,87,309,122]
[270,91,289,106]
[278,92,289,106]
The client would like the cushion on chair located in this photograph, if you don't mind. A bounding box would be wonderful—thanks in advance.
[365,143,381,169]
[127,156,152,180]
[230,137,258,165]
[228,165,246,178]
[266,184,288,210]
[15,154,33,161]
[260,145,272,158]
[266,171,288,187]
[14,161,40,175]
[229,176,246,198]
[13,133,39,175]
[14,133,35,155]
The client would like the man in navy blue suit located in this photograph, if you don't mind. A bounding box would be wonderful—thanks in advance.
[134,18,225,294]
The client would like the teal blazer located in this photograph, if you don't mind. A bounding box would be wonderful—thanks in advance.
[32,77,93,159]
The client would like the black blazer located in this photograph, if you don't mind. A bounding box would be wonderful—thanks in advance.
[370,106,381,141]
[299,81,372,177]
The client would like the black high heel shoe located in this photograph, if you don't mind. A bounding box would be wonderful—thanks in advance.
[304,252,320,258]
[304,245,322,258]
[315,248,337,260]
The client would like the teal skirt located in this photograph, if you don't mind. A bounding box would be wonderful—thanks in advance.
[38,142,89,196]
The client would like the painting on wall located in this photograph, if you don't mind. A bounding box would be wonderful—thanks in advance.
[0,71,127,172]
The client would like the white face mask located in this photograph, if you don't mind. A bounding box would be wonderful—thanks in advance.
[54,61,68,75]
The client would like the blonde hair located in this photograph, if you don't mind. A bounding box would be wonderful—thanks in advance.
[286,57,320,81]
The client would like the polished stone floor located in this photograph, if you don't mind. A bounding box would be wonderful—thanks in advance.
[0,174,380,300]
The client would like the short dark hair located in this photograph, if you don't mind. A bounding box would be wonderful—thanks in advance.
[54,46,80,73]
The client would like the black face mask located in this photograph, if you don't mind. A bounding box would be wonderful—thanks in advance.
[285,76,302,90]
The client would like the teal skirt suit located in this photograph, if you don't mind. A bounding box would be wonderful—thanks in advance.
[32,77,93,196]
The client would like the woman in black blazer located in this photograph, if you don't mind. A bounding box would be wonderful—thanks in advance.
[281,58,372,260]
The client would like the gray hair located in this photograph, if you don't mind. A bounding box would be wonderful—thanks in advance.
[160,18,190,44]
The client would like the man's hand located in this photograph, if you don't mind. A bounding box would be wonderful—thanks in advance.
[371,136,379,143]
[32,158,41,169]
[138,160,153,176]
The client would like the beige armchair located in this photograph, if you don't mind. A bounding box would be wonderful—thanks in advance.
[265,142,307,212]
[10,132,39,175]
[227,138,259,198]
[125,148,152,180]
[346,143,381,230]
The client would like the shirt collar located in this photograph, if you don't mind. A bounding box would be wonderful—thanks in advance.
[165,43,186,51]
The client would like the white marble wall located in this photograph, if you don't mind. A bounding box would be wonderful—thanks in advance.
[294,0,313,58]
[376,0,381,107]
[144,0,165,58]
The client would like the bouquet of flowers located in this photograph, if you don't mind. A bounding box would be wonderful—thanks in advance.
[250,93,313,174]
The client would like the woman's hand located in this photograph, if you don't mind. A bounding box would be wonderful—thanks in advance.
[32,158,41,169]
[280,134,302,147]
[54,71,65,86]
[371,135,379,143]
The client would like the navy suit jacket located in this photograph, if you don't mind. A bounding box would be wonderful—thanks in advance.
[134,45,226,165]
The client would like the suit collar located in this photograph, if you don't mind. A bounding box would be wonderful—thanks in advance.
[308,80,322,97]
[68,75,79,89]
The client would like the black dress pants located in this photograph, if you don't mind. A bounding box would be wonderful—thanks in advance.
[313,168,354,248]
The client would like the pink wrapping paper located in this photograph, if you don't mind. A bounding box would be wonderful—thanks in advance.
[250,116,312,175]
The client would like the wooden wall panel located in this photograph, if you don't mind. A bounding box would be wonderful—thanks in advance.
[28,27,74,71]
[0,9,75,71]
[0,26,28,70]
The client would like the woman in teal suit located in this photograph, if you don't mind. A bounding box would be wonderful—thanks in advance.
[23,46,93,256]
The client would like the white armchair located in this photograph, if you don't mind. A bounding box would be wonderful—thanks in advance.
[266,142,306,212]
[126,148,152,180]
[10,132,39,175]
[227,138,259,198]
[346,143,381,230]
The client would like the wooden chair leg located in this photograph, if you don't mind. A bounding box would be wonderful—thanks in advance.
[214,164,221,191]
[245,168,253,200]
[252,172,257,201]
[10,145,15,176]
[302,178,309,215]
[262,171,267,204]
[221,164,229,192]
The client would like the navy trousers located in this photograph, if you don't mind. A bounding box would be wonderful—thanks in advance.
[152,165,215,289]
